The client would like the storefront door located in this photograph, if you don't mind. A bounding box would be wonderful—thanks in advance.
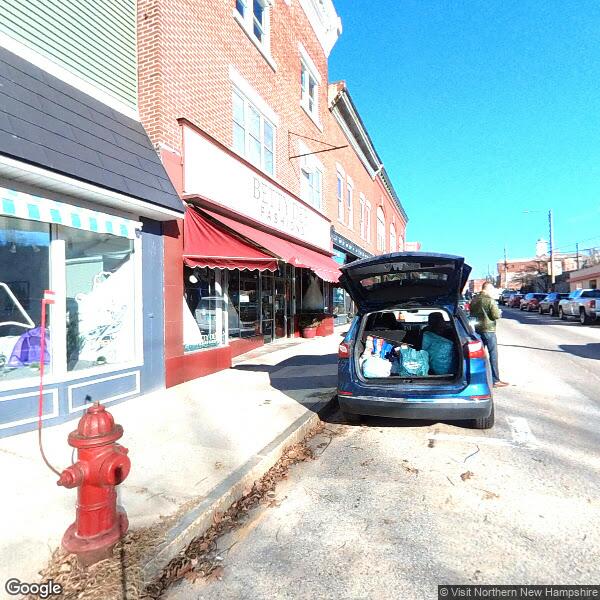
[274,271,286,340]
[260,271,274,343]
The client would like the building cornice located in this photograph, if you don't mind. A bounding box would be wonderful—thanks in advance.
[297,0,342,57]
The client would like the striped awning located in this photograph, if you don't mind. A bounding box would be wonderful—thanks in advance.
[0,186,141,239]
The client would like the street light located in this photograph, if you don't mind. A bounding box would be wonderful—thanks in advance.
[523,209,555,289]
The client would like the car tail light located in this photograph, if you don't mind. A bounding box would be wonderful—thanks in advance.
[467,340,486,359]
[589,300,596,309]
[338,342,350,359]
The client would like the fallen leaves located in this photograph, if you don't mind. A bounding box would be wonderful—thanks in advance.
[143,429,319,598]
[460,471,474,481]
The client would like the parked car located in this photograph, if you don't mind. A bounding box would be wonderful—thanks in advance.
[558,289,600,324]
[498,290,513,306]
[538,292,569,316]
[459,294,471,315]
[519,293,548,312]
[507,293,524,308]
[337,252,494,429]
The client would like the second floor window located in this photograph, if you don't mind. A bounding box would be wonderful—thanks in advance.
[337,172,344,221]
[359,195,366,240]
[376,207,386,252]
[233,89,275,176]
[390,222,397,253]
[346,179,353,229]
[301,166,323,210]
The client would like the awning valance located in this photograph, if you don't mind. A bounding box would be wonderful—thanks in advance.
[0,186,140,239]
[202,209,340,283]
[183,207,278,271]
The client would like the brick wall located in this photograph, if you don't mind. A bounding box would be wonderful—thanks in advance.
[137,0,406,257]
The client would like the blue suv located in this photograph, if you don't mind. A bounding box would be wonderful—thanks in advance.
[337,252,494,429]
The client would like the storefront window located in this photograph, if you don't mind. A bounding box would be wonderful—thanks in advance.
[65,229,135,370]
[0,216,51,381]
[184,267,226,352]
[227,270,260,341]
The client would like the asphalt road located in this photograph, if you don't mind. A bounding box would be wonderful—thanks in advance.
[166,308,600,600]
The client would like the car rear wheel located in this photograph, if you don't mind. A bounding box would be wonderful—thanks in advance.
[538,306,544,314]
[580,310,589,325]
[549,306,555,317]
[473,401,495,430]
[559,307,566,320]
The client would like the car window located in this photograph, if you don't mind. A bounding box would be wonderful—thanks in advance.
[582,290,600,298]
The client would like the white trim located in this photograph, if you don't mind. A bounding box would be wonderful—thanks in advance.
[0,155,183,221]
[233,8,277,71]
[0,388,59,430]
[0,360,143,394]
[297,0,342,57]
[298,42,322,84]
[0,31,138,120]
[67,370,141,413]
[229,66,280,126]
[335,162,345,177]
[346,175,354,188]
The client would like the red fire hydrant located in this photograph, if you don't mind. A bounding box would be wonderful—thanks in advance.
[57,402,131,565]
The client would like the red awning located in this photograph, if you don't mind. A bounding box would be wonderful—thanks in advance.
[202,209,341,283]
[183,207,278,271]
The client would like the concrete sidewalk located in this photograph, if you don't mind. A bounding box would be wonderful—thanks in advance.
[0,330,341,588]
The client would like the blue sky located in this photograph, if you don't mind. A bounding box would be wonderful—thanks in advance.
[328,0,600,278]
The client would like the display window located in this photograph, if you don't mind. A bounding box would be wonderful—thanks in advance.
[65,229,135,370]
[227,270,260,341]
[0,212,141,389]
[184,267,226,352]
[0,216,51,381]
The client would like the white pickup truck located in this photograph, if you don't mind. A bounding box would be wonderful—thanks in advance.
[558,289,600,325]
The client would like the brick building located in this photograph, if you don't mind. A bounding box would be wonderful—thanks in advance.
[137,0,408,385]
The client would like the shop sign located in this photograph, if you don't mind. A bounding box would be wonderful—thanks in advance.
[183,125,331,252]
[331,230,371,260]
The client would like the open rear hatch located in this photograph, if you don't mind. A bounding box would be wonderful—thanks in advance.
[339,252,472,314]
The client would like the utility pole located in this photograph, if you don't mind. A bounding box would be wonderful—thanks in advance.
[548,209,555,289]
[576,242,580,270]
[503,246,508,288]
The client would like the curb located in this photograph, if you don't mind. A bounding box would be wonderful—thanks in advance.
[141,392,337,583]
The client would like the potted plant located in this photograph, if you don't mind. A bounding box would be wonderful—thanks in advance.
[298,314,321,338]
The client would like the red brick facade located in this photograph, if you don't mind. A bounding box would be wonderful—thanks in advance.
[137,0,406,253]
[137,0,408,383]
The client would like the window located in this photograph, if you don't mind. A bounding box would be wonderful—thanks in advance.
[336,170,344,222]
[301,62,318,118]
[301,164,323,210]
[346,179,353,229]
[359,195,366,240]
[299,143,323,210]
[0,216,50,381]
[299,44,321,126]
[65,228,135,371]
[398,233,404,252]
[232,88,275,176]
[390,223,397,253]
[184,267,225,352]
[376,207,386,252]
[227,269,260,341]
[235,0,270,50]
[365,200,372,243]
[0,213,139,386]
